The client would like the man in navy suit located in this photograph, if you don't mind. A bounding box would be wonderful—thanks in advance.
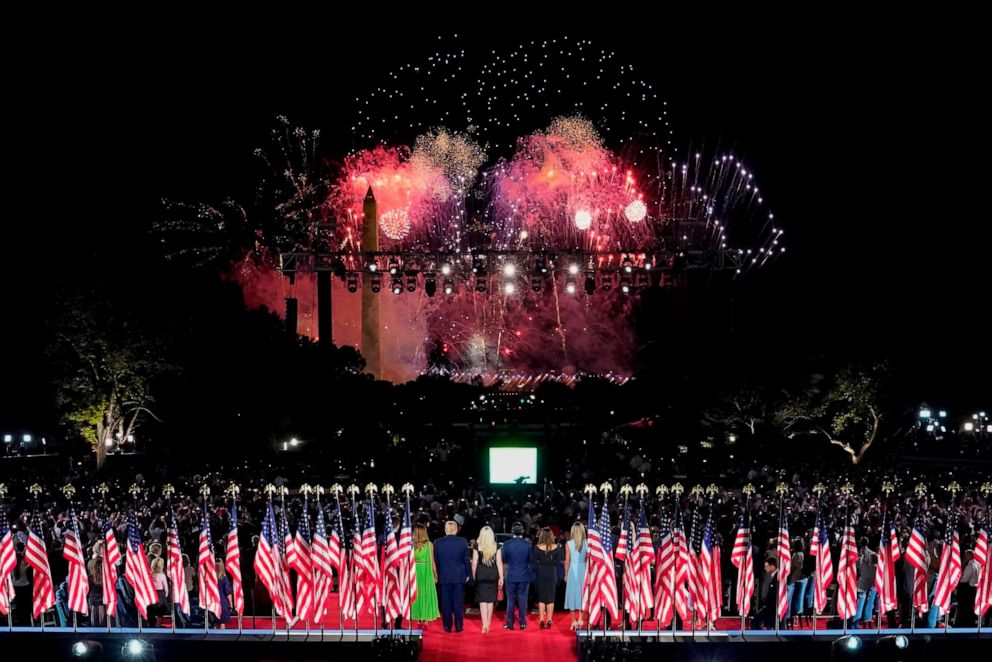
[434,520,472,632]
[500,522,533,630]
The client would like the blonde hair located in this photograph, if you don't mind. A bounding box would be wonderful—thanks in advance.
[150,557,165,575]
[570,521,586,553]
[414,524,430,551]
[477,526,497,566]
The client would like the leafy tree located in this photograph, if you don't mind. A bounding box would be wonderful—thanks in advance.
[774,363,889,465]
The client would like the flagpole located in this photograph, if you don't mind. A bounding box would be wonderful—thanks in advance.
[841,482,853,635]
[741,484,755,634]
[979,483,992,635]
[600,481,613,639]
[671,483,683,636]
[944,481,960,632]
[774,483,787,636]
[690,484,703,638]
[655,484,668,638]
[29,484,45,633]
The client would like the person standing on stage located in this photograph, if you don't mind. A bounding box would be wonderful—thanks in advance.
[434,520,472,633]
[499,522,534,630]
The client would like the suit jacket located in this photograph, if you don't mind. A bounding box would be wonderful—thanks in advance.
[434,535,472,585]
[501,536,534,583]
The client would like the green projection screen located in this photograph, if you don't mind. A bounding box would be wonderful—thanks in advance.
[488,447,538,484]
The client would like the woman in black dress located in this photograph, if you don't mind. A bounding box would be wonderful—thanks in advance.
[534,528,564,629]
[472,526,504,634]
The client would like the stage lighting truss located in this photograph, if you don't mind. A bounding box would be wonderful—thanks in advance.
[282,250,745,298]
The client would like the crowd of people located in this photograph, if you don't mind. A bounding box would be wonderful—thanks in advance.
[0,460,989,632]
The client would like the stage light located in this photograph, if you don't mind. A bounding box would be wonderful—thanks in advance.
[504,282,516,294]
[346,273,358,293]
[405,271,417,292]
[834,635,862,653]
[388,258,400,275]
[123,639,149,657]
[424,273,437,297]
[584,275,596,295]
[443,280,454,295]
[370,274,381,293]
[503,263,516,277]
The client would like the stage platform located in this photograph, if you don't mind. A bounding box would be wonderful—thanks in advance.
[0,626,422,660]
[577,628,992,661]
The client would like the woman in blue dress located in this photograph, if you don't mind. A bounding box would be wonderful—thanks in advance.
[564,521,587,630]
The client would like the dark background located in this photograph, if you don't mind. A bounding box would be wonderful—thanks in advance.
[4,18,988,434]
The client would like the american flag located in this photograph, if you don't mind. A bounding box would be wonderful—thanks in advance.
[775,506,791,620]
[253,502,287,618]
[699,508,721,623]
[124,510,156,621]
[62,507,89,615]
[584,497,619,626]
[809,511,833,615]
[101,517,121,619]
[731,515,754,617]
[652,505,675,626]
[686,504,704,617]
[198,506,221,619]
[932,514,961,617]
[381,500,402,622]
[634,502,655,619]
[289,500,315,622]
[0,504,18,616]
[873,518,901,614]
[25,511,55,619]
[277,502,296,619]
[167,511,190,615]
[398,494,416,617]
[225,500,244,616]
[310,501,334,623]
[904,504,929,614]
[617,499,639,620]
[836,516,859,620]
[354,500,382,614]
[975,522,991,618]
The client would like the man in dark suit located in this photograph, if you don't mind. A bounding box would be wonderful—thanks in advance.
[434,520,472,632]
[500,522,533,630]
[755,558,779,629]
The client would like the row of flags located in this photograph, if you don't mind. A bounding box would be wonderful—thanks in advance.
[1,493,989,626]
[253,492,418,626]
[579,495,992,627]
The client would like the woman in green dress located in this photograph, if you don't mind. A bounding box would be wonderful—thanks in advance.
[411,523,440,628]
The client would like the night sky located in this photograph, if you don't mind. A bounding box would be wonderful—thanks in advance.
[4,20,988,432]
